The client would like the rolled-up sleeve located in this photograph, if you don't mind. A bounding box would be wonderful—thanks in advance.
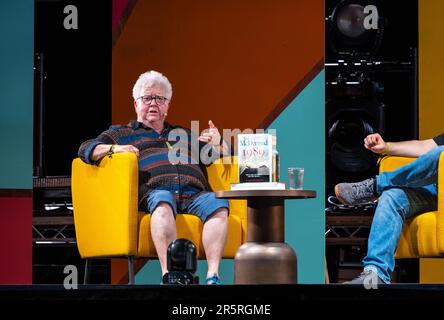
[78,139,106,164]
[78,126,120,164]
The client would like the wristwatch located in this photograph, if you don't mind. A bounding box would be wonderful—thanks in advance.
[107,144,116,158]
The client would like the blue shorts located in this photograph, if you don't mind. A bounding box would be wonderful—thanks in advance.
[146,190,229,222]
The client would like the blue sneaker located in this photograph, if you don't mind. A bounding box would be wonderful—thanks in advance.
[205,273,221,285]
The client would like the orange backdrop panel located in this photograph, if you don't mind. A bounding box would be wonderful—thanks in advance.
[419,0,444,139]
[112,0,323,131]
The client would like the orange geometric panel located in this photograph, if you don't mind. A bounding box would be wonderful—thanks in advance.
[112,0,324,132]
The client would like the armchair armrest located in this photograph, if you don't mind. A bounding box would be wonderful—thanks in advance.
[72,153,139,258]
[206,156,247,243]
[379,155,416,173]
[380,153,444,254]
[206,156,242,210]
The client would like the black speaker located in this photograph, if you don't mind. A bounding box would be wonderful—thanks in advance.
[325,0,418,203]
[326,84,385,190]
[34,0,111,177]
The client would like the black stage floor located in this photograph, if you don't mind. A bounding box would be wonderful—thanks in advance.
[1,284,444,317]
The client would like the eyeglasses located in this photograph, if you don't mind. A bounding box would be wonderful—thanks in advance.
[138,95,168,105]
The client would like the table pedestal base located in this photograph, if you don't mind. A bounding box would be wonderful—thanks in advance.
[234,242,297,284]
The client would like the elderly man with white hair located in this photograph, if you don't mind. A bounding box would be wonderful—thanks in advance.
[79,70,230,285]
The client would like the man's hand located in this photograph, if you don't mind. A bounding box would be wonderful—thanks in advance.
[364,133,387,154]
[199,120,221,146]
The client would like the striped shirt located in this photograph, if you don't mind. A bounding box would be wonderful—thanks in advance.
[78,120,219,210]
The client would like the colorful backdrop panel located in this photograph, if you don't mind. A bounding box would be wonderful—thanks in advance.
[419,0,444,139]
[0,0,34,284]
[112,0,325,284]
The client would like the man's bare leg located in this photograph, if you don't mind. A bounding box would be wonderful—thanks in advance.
[202,208,228,278]
[150,202,176,275]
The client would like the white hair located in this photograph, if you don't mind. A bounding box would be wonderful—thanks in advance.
[132,70,173,101]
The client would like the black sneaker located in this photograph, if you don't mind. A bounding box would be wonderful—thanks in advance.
[344,269,385,287]
[334,178,377,205]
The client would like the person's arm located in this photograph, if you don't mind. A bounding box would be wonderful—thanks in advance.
[381,139,437,157]
[364,133,437,157]
[90,144,139,161]
[78,125,139,164]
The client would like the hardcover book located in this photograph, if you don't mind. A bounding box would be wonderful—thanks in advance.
[238,134,273,183]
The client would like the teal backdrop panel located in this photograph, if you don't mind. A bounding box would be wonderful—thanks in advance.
[0,0,34,189]
[268,70,325,283]
[136,71,325,284]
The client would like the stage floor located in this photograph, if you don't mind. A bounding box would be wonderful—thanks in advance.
[1,284,443,317]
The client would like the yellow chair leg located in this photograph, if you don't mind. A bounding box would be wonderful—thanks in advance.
[420,258,444,284]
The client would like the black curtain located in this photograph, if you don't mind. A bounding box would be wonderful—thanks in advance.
[34,0,112,177]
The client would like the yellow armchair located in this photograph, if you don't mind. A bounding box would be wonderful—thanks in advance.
[71,153,246,284]
[379,154,444,260]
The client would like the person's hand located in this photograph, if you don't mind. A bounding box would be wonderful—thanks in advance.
[364,133,387,154]
[199,120,221,146]
[114,144,140,157]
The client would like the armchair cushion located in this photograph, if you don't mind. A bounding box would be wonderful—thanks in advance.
[72,153,246,260]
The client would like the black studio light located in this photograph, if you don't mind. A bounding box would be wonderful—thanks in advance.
[327,0,384,59]
[162,239,199,285]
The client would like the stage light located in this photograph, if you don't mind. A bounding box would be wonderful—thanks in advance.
[336,4,367,38]
[162,239,199,285]
[327,0,384,59]
[167,238,197,272]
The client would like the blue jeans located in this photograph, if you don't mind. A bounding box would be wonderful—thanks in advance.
[364,146,444,283]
